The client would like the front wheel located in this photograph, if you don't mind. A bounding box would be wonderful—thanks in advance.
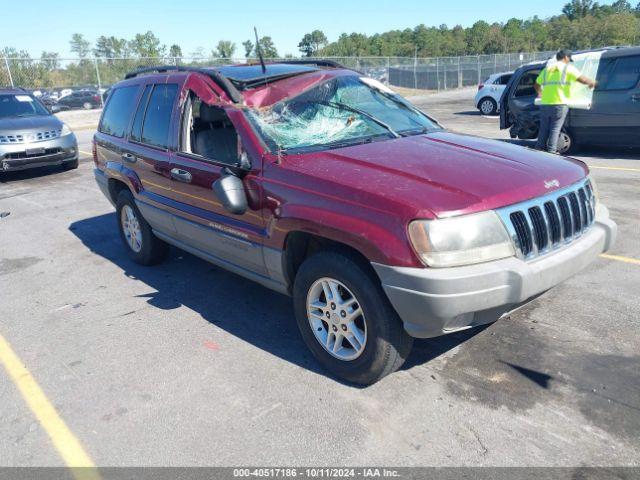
[83,102,93,110]
[293,251,413,385]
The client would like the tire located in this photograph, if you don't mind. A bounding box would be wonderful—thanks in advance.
[478,97,497,115]
[62,158,79,170]
[83,102,93,110]
[293,251,413,385]
[557,130,576,155]
[116,189,168,265]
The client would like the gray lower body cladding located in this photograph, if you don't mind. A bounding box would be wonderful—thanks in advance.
[373,207,617,338]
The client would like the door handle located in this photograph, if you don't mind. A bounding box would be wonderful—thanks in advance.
[121,152,137,163]
[170,168,192,183]
[631,94,640,102]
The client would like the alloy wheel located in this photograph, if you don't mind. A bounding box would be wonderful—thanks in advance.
[480,99,495,115]
[121,205,143,253]
[306,277,367,361]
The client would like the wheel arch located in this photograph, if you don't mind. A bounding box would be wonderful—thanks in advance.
[282,231,381,294]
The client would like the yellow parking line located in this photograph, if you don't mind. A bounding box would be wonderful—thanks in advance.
[79,150,92,157]
[588,165,640,173]
[0,334,100,479]
[600,253,640,266]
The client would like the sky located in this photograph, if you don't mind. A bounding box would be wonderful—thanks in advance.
[4,0,567,58]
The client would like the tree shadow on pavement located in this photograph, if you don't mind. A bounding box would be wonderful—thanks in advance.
[69,212,479,385]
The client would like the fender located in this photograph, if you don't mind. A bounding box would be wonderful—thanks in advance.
[104,161,142,194]
[272,204,420,267]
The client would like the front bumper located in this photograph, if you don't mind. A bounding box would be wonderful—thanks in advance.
[0,134,78,172]
[373,206,617,338]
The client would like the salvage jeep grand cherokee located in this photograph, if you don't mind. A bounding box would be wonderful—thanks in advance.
[93,62,617,385]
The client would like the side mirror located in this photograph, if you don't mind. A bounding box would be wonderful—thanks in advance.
[212,169,248,215]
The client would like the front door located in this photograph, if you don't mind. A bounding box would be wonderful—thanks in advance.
[167,90,267,276]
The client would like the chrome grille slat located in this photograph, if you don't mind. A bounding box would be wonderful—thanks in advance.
[0,129,61,144]
[497,179,596,261]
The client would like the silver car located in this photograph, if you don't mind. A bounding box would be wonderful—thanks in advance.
[0,88,78,173]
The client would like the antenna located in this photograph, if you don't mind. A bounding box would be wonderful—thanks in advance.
[254,27,266,74]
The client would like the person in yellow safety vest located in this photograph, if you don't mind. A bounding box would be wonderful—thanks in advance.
[533,49,596,153]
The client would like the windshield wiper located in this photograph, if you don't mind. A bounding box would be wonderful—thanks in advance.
[318,100,401,139]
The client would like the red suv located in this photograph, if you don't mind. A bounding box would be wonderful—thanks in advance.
[93,62,617,385]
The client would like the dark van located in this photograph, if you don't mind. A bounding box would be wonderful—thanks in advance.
[500,46,640,153]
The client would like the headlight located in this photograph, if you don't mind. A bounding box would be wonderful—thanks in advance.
[408,211,515,268]
[60,123,73,136]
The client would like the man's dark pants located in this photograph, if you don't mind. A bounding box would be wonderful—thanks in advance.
[535,104,569,153]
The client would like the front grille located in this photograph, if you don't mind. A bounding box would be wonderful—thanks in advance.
[498,179,596,259]
[0,129,62,144]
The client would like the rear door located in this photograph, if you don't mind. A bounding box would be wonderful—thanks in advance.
[124,82,181,235]
[569,54,640,146]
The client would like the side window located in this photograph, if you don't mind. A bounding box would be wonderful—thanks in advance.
[130,85,152,142]
[514,70,540,98]
[181,91,238,166]
[598,56,640,91]
[98,86,139,138]
[141,84,178,149]
[499,75,512,85]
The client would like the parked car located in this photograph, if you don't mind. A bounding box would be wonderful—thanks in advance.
[475,72,512,115]
[500,46,640,153]
[0,88,78,172]
[93,63,616,385]
[56,89,103,110]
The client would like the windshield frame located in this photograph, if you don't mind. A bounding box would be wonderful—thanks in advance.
[244,75,442,154]
[0,93,51,119]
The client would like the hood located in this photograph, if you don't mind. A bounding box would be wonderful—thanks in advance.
[283,131,588,219]
[0,115,61,135]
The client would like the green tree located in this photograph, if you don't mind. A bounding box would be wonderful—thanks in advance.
[129,31,166,58]
[215,40,236,58]
[70,33,91,58]
[257,36,278,58]
[298,30,328,56]
[40,51,59,70]
[242,40,254,58]
[169,44,183,59]
[562,0,596,19]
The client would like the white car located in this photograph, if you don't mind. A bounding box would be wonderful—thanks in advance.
[474,72,512,115]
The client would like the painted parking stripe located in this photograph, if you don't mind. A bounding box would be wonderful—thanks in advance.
[0,334,100,479]
[588,165,640,173]
[79,150,92,157]
[600,253,640,266]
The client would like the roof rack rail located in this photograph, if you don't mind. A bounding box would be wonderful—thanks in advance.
[276,59,348,69]
[124,65,243,103]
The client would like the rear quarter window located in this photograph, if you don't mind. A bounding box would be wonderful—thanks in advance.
[597,55,640,91]
[98,86,140,138]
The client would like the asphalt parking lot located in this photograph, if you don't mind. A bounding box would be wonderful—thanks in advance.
[1,89,638,468]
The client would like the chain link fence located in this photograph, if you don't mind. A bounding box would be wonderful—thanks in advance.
[1,52,556,94]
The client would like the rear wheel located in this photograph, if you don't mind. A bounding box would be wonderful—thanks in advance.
[479,97,497,115]
[293,251,413,385]
[116,190,168,265]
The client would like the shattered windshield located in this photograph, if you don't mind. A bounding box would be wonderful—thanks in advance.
[247,76,440,153]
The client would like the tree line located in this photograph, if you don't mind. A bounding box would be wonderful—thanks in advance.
[0,0,638,89]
